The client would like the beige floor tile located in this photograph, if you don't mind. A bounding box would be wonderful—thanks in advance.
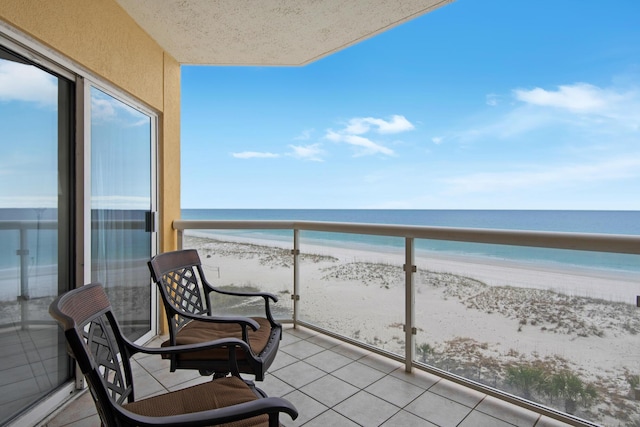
[405,391,473,427]
[280,340,325,359]
[303,409,360,426]
[280,390,328,427]
[381,409,438,426]
[272,360,325,389]
[334,391,400,426]
[475,395,539,427]
[304,349,353,373]
[365,375,425,407]
[458,410,516,427]
[428,378,485,407]
[299,375,359,407]
[333,361,387,389]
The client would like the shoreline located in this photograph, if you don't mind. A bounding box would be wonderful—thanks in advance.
[185,230,638,302]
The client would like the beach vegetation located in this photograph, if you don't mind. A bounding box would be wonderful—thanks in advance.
[417,342,435,363]
[627,374,640,389]
[626,373,640,400]
[544,370,597,414]
[506,365,547,400]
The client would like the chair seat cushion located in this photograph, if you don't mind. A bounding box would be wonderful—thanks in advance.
[162,317,274,361]
[124,376,269,426]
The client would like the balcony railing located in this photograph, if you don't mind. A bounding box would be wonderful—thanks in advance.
[174,219,640,427]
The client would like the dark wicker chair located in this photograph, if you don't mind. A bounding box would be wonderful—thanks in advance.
[49,283,297,427]
[148,249,281,381]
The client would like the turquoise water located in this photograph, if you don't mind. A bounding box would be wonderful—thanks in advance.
[182,209,640,273]
[0,209,149,269]
[2,209,638,272]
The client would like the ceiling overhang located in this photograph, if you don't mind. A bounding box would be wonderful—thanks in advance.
[115,0,453,66]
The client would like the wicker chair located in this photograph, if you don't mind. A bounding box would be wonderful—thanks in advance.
[148,249,281,381]
[48,283,297,427]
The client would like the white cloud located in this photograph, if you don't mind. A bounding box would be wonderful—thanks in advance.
[92,97,117,121]
[232,151,280,159]
[344,115,415,135]
[324,114,411,156]
[0,61,57,107]
[326,131,395,156]
[486,93,499,106]
[91,95,150,127]
[514,83,615,113]
[294,129,314,140]
[442,157,640,194]
[450,81,640,144]
[288,143,324,161]
[431,136,443,144]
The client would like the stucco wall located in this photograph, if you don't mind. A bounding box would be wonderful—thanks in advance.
[0,0,181,253]
[0,0,164,109]
[161,53,181,253]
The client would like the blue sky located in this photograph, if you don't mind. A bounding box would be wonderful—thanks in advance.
[181,0,640,210]
[3,1,636,211]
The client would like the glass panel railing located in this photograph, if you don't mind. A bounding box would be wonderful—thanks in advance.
[174,219,640,426]
[0,221,69,425]
[412,239,640,426]
[183,231,293,319]
[298,231,406,357]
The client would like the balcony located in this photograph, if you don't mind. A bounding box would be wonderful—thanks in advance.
[44,325,573,427]
[38,220,640,426]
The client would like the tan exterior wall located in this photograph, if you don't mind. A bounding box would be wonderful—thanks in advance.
[0,0,164,109]
[161,53,181,253]
[0,0,181,255]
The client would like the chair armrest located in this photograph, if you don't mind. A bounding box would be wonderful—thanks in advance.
[118,396,298,426]
[125,337,253,357]
[167,308,261,331]
[203,280,279,303]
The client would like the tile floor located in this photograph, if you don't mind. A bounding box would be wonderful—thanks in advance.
[41,325,573,426]
[0,309,67,425]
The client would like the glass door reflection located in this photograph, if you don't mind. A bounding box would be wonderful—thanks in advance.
[90,87,154,341]
[0,47,73,424]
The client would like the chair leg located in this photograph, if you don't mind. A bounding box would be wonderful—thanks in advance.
[212,371,230,380]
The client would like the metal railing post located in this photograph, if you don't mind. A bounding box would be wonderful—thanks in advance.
[404,237,415,372]
[292,228,300,328]
[177,229,183,250]
[18,226,30,300]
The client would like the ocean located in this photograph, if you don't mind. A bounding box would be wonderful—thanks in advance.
[1,209,638,272]
[182,209,640,273]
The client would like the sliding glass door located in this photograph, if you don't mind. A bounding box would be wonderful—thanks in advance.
[0,32,158,423]
[0,46,73,424]
[89,86,156,342]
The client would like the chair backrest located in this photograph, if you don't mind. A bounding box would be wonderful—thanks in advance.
[148,249,210,335]
[49,283,134,426]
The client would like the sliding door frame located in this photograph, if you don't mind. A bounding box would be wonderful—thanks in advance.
[0,22,160,425]
[82,77,158,345]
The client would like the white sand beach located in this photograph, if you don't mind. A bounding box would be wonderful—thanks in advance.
[185,233,640,426]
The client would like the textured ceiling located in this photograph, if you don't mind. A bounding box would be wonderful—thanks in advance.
[115,0,453,66]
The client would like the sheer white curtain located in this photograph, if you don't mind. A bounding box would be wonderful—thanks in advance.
[90,87,153,340]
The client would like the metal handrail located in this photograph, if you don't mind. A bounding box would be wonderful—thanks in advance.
[173,218,638,427]
[0,219,147,301]
[174,219,640,254]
